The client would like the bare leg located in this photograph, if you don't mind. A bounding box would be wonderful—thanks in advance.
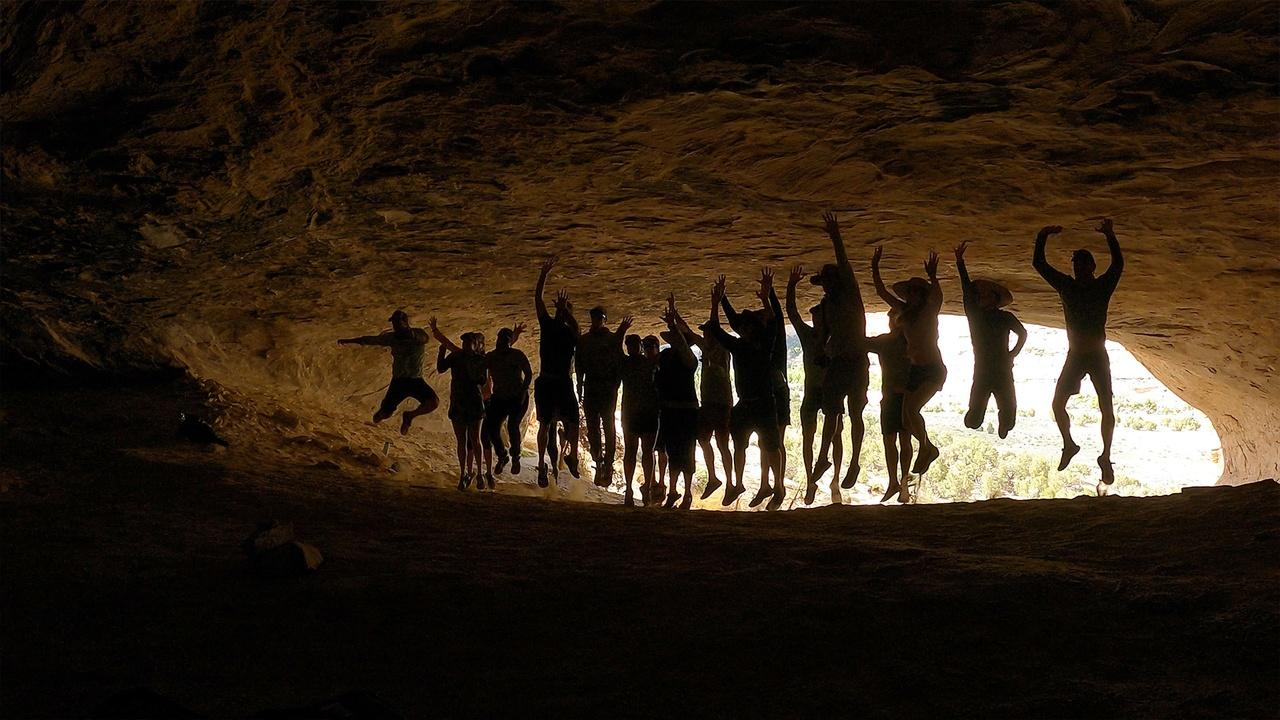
[657,449,668,499]
[843,396,866,488]
[716,428,735,494]
[1052,371,1080,471]
[898,429,913,482]
[562,417,581,479]
[905,381,943,474]
[584,404,603,463]
[964,376,990,431]
[831,416,845,504]
[622,430,638,506]
[640,433,657,505]
[727,434,749,507]
[699,435,722,500]
[1094,362,1116,485]
[750,439,773,508]
[452,420,468,489]
[536,421,551,486]
[802,412,819,504]
[813,414,839,482]
[881,433,900,502]
[994,375,1017,439]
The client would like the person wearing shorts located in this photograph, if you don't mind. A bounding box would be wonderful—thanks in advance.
[339,309,440,436]
[484,325,533,475]
[866,309,913,502]
[655,297,699,509]
[619,334,659,506]
[532,257,582,488]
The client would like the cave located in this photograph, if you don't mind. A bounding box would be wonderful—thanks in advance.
[2,2,1277,717]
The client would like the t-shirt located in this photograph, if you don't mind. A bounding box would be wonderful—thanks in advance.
[439,350,487,407]
[362,329,429,379]
[538,313,577,378]
[868,331,909,395]
[704,323,774,401]
[697,334,732,408]
[656,347,698,409]
[577,327,622,387]
[823,260,866,358]
[487,347,531,398]
[620,354,659,415]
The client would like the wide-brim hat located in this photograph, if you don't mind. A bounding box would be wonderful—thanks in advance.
[971,278,1014,308]
[659,329,681,345]
[892,277,930,300]
[810,263,839,285]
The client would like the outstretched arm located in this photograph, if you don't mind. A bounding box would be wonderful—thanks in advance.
[1009,315,1028,358]
[338,333,391,346]
[1033,226,1071,290]
[871,246,906,311]
[534,256,556,321]
[429,317,462,354]
[925,251,943,312]
[785,265,812,334]
[1097,218,1124,285]
[705,278,740,351]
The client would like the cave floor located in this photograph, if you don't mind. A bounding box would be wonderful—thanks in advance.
[2,381,1277,718]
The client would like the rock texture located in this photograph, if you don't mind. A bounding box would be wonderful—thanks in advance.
[2,1,1277,482]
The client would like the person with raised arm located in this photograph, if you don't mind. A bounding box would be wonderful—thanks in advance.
[338,309,439,435]
[863,308,913,502]
[706,273,785,510]
[872,246,946,475]
[810,212,870,492]
[430,319,490,490]
[1033,219,1125,490]
[483,322,532,475]
[656,294,700,510]
[532,257,583,488]
[787,264,843,504]
[955,241,1028,439]
[619,333,660,506]
[576,306,630,487]
[675,308,735,503]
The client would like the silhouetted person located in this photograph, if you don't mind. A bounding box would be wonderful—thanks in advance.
[533,257,582,488]
[656,295,700,510]
[577,306,630,486]
[721,270,789,497]
[675,315,735,502]
[432,321,490,490]
[338,309,440,435]
[873,246,946,475]
[707,273,784,510]
[863,309,913,503]
[787,265,844,504]
[1034,219,1124,487]
[483,323,532,475]
[620,333,660,506]
[811,212,870,490]
[956,240,1027,439]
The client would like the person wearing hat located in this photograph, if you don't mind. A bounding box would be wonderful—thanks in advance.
[706,274,786,511]
[1033,219,1125,488]
[810,212,871,492]
[955,240,1028,440]
[786,264,844,505]
[864,308,914,503]
[431,321,491,490]
[677,313,736,505]
[533,256,583,488]
[872,245,946,476]
[484,323,532,476]
[338,309,439,435]
[576,305,632,488]
[655,295,700,510]
[619,333,661,506]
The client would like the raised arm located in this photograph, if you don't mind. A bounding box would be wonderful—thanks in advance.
[557,290,579,335]
[719,275,744,332]
[614,314,634,344]
[822,210,850,268]
[706,277,740,351]
[1033,225,1071,290]
[535,256,556,321]
[871,245,906,312]
[1008,314,1028,358]
[436,342,450,373]
[511,322,526,346]
[429,316,462,354]
[663,295,696,369]
[785,265,812,334]
[1097,218,1124,285]
[338,333,392,346]
[924,251,943,312]
[954,240,973,287]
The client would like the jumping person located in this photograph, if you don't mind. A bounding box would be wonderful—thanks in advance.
[577,306,629,487]
[338,309,440,435]
[872,246,946,475]
[620,333,660,506]
[656,296,700,510]
[956,241,1027,439]
[431,321,490,490]
[533,257,582,488]
[707,274,784,511]
[811,212,870,491]
[787,265,842,505]
[1033,219,1124,489]
[484,323,532,475]
[675,315,735,502]
[864,309,913,503]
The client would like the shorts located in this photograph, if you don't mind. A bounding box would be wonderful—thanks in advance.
[448,394,485,424]
[658,406,698,473]
[773,379,792,428]
[880,392,905,435]
[623,407,659,436]
[800,384,824,425]
[379,377,438,416]
[1058,348,1111,396]
[485,392,529,423]
[730,396,781,451]
[582,379,620,417]
[534,375,579,424]
[697,403,731,440]
[821,353,870,416]
[906,362,948,392]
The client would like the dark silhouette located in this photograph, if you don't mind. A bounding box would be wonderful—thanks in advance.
[533,257,582,488]
[338,309,440,435]
[577,305,630,487]
[872,246,946,475]
[787,264,843,505]
[177,412,229,447]
[956,240,1028,439]
[863,309,913,502]
[431,320,490,490]
[811,212,870,493]
[620,333,660,506]
[656,295,700,509]
[707,272,785,510]
[676,314,735,503]
[1034,219,1124,488]
[483,323,533,475]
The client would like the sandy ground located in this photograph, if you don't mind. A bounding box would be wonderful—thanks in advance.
[2,376,1277,718]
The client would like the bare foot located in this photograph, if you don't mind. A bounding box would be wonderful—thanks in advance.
[700,477,722,500]
[1098,455,1114,485]
[830,480,843,505]
[1096,481,1110,497]
[748,485,772,508]
[811,456,832,483]
[841,463,860,489]
[880,481,901,503]
[1057,442,1080,471]
[911,444,940,474]
[804,481,819,505]
[723,483,745,507]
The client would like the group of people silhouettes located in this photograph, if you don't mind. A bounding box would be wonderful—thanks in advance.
[340,212,1125,508]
